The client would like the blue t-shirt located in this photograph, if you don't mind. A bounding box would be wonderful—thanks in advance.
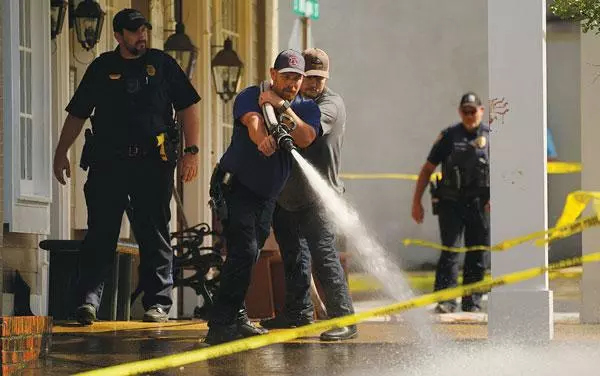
[219,86,321,199]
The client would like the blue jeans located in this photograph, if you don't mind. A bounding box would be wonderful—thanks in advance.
[272,203,354,320]
[208,180,276,326]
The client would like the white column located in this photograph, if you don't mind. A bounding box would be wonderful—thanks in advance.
[580,27,600,323]
[178,0,213,318]
[488,0,553,341]
[50,14,71,240]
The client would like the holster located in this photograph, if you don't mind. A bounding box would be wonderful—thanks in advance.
[209,165,233,222]
[429,179,440,215]
[80,128,96,171]
[159,122,180,164]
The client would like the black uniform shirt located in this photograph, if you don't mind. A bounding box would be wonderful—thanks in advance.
[66,48,200,143]
[427,122,490,190]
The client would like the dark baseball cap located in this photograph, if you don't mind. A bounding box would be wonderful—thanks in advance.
[303,48,329,78]
[113,8,152,33]
[274,49,305,76]
[459,92,482,109]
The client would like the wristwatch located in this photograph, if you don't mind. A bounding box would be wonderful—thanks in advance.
[277,100,291,114]
[183,145,199,155]
[281,114,297,133]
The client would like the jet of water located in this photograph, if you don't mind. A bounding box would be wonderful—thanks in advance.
[291,150,437,342]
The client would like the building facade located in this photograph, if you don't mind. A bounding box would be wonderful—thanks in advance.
[1,0,279,318]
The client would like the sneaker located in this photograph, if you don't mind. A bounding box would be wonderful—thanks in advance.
[434,302,457,314]
[205,324,242,345]
[143,306,169,322]
[76,304,96,326]
[462,305,482,313]
[320,325,358,341]
[259,315,313,329]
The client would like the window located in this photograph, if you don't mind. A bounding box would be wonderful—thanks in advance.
[219,0,240,155]
[2,0,52,234]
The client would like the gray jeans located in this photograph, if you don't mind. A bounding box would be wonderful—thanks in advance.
[272,203,354,320]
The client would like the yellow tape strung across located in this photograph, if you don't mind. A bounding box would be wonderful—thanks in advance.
[75,251,600,376]
[349,267,582,294]
[404,190,600,253]
[339,162,581,181]
[403,215,600,253]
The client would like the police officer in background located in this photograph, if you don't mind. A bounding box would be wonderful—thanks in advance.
[260,48,357,341]
[411,92,490,313]
[52,9,201,324]
[205,50,321,345]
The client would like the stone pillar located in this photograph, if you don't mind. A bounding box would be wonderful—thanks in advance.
[580,26,600,324]
[487,0,553,341]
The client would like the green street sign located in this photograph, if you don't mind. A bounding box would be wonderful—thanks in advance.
[293,0,319,20]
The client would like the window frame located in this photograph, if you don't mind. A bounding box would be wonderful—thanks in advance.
[2,0,52,234]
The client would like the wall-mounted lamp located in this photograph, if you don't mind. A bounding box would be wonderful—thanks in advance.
[50,0,68,39]
[73,0,105,51]
[211,38,244,103]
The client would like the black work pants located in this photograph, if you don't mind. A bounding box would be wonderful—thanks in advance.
[433,197,489,310]
[208,181,276,327]
[77,156,175,313]
[272,203,354,321]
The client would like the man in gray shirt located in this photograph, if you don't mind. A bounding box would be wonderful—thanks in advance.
[260,48,357,341]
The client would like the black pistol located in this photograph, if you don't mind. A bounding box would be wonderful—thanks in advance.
[80,128,94,171]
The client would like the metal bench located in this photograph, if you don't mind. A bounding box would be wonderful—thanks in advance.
[39,222,223,321]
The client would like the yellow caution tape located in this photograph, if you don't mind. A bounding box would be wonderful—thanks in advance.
[74,251,600,376]
[403,214,600,253]
[350,266,582,294]
[340,173,419,181]
[544,191,600,244]
[340,162,580,182]
[547,161,582,174]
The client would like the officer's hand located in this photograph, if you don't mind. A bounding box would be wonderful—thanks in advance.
[411,201,424,224]
[180,153,199,183]
[259,90,283,108]
[258,135,277,157]
[53,152,71,185]
[484,201,490,213]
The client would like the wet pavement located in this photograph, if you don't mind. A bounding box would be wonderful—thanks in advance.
[22,318,600,375]
[18,274,597,375]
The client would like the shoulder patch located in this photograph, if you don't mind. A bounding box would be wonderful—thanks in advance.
[433,132,443,145]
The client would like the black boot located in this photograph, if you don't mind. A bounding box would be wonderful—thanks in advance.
[205,324,242,345]
[320,325,358,341]
[236,307,268,337]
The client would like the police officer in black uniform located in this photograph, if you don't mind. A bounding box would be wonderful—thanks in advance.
[52,9,201,324]
[411,92,490,313]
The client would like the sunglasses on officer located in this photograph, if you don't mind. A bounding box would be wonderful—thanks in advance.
[460,107,478,116]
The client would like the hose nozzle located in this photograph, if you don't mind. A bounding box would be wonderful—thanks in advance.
[271,125,296,152]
